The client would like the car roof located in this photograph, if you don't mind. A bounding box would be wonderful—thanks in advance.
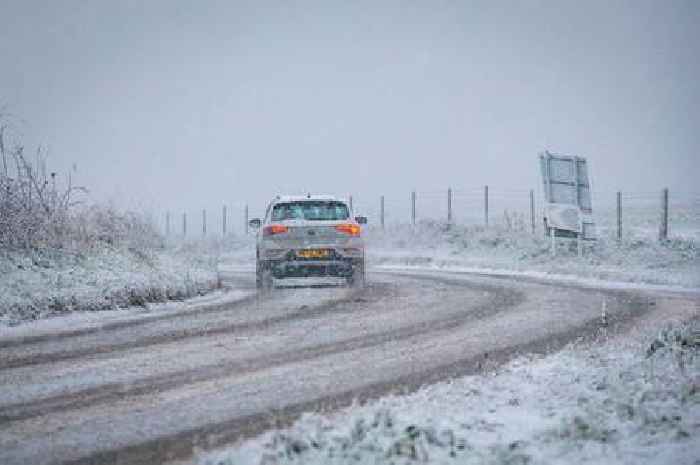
[272,194,346,203]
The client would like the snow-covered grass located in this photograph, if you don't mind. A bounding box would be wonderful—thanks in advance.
[199,323,700,465]
[0,239,228,326]
[365,219,700,288]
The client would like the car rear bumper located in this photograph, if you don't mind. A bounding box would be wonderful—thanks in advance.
[264,258,362,279]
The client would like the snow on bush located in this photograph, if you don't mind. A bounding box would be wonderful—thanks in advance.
[200,324,700,465]
[0,121,225,325]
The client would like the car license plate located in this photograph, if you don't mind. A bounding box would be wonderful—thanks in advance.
[297,249,330,259]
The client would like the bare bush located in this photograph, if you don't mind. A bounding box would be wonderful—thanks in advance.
[0,122,161,251]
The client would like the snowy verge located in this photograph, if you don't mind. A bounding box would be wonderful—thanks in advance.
[199,324,700,465]
[365,222,700,289]
[0,238,252,327]
[0,288,253,342]
[373,265,700,296]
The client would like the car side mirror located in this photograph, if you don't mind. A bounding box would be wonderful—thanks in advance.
[355,216,367,225]
[249,218,261,229]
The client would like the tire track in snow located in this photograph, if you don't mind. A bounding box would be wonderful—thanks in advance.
[0,281,522,423]
[62,294,654,465]
[0,274,520,370]
[0,284,373,369]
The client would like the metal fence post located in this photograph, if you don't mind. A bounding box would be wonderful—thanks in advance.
[447,187,452,225]
[349,195,353,213]
[380,195,385,230]
[617,191,622,241]
[182,212,187,237]
[659,188,668,241]
[411,191,416,226]
[244,205,249,235]
[529,189,535,234]
[484,185,489,228]
[202,209,207,237]
[222,205,227,236]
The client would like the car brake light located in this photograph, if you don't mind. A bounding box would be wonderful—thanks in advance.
[335,223,361,236]
[263,224,289,236]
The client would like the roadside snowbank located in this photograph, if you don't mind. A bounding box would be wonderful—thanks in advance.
[0,288,254,342]
[365,222,700,288]
[200,324,700,465]
[0,240,227,326]
[373,266,700,297]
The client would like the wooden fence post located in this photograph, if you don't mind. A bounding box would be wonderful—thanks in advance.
[411,191,416,226]
[222,205,227,236]
[484,185,489,228]
[529,189,535,234]
[380,195,385,230]
[447,187,452,225]
[617,191,622,241]
[659,188,668,241]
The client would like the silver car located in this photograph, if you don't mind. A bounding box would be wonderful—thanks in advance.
[249,195,367,290]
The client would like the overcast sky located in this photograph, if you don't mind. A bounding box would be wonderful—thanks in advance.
[1,0,698,218]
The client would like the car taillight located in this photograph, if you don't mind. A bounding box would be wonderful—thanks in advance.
[263,224,288,236]
[335,223,361,236]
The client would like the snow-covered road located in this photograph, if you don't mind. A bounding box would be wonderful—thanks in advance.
[0,269,696,465]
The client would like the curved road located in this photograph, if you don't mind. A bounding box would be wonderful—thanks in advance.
[0,269,696,465]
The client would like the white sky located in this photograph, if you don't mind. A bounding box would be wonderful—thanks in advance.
[1,0,698,219]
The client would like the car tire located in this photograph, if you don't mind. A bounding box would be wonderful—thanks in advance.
[347,260,366,288]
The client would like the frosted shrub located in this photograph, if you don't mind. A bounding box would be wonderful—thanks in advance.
[0,124,161,252]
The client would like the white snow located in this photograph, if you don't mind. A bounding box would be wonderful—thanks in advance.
[364,220,700,289]
[0,288,253,343]
[374,266,700,296]
[0,237,251,327]
[198,323,700,465]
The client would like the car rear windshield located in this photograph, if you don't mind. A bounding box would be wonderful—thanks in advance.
[271,201,349,221]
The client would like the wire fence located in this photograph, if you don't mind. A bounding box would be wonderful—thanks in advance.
[156,188,700,241]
